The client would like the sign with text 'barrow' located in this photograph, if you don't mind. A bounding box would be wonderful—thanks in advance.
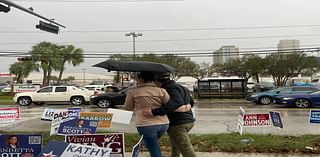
[243,113,270,127]
[80,112,113,128]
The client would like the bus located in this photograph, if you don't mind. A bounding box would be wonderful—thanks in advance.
[196,77,247,99]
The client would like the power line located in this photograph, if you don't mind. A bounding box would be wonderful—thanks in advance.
[1,47,320,58]
[1,24,320,34]
[14,0,182,2]
[2,33,320,45]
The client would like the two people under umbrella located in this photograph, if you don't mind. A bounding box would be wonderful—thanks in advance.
[124,72,196,157]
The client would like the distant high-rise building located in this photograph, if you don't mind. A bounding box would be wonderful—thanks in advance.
[277,40,300,53]
[213,46,240,64]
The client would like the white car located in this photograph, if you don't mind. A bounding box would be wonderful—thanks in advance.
[13,86,94,106]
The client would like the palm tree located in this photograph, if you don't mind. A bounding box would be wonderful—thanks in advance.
[56,45,84,84]
[9,61,39,83]
[31,42,61,86]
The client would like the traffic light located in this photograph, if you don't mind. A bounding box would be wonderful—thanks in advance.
[36,21,59,34]
[17,57,32,61]
[0,4,10,13]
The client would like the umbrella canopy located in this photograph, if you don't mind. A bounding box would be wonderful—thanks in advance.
[93,60,176,73]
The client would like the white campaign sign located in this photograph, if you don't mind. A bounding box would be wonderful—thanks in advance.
[107,108,133,124]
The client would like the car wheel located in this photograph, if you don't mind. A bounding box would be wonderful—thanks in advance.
[259,96,272,105]
[17,97,32,106]
[294,98,311,108]
[70,96,84,106]
[97,99,112,108]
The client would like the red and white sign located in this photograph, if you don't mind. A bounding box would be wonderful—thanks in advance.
[243,113,270,127]
[0,107,21,119]
[13,84,41,93]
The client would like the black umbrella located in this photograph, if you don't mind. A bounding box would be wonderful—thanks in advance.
[93,60,176,73]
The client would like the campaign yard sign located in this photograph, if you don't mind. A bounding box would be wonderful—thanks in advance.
[269,111,284,128]
[0,134,42,157]
[41,107,81,121]
[65,133,125,157]
[0,107,21,119]
[79,112,113,128]
[243,113,270,127]
[38,141,112,157]
[131,135,144,157]
[237,107,245,135]
[309,110,320,124]
[57,118,98,135]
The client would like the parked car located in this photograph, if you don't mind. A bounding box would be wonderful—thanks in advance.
[90,86,131,108]
[0,82,10,92]
[253,82,275,92]
[247,86,319,105]
[13,86,94,106]
[275,91,320,108]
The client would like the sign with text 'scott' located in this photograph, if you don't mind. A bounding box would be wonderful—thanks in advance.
[243,113,270,127]
[38,141,112,157]
[65,133,125,157]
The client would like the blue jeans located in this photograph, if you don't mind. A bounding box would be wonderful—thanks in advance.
[137,124,169,157]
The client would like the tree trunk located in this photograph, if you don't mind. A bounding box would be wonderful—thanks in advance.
[57,68,64,84]
[57,60,67,84]
[42,69,47,87]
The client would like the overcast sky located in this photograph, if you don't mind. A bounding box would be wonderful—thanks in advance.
[1,0,320,75]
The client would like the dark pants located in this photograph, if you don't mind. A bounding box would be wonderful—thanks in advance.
[167,122,196,157]
[137,124,169,157]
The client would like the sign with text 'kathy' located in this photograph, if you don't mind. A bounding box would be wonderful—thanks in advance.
[243,113,270,127]
[38,141,112,157]
[80,112,113,128]
[65,133,125,157]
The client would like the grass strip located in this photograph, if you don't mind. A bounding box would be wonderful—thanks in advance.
[0,131,319,154]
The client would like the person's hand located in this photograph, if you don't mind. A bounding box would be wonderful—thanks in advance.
[175,104,191,112]
[142,109,153,117]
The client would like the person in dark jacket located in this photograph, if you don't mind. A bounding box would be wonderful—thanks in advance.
[143,73,196,157]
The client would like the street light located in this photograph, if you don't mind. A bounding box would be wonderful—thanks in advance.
[82,68,86,86]
[125,32,142,60]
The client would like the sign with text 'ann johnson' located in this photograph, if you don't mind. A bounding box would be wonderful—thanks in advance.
[65,133,125,157]
[243,113,270,127]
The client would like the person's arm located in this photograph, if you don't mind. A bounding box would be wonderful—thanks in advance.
[124,90,135,111]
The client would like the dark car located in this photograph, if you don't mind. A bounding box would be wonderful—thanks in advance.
[247,86,319,105]
[275,91,320,108]
[90,87,131,108]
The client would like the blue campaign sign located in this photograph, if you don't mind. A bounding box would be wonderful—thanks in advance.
[57,118,98,135]
[131,135,143,157]
[0,134,42,157]
[309,110,320,124]
[38,141,112,157]
[269,111,283,128]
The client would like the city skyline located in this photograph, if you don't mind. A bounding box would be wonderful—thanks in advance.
[2,0,320,74]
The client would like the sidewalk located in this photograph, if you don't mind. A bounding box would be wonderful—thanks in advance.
[126,152,317,157]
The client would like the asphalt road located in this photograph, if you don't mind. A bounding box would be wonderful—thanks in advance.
[0,99,319,135]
